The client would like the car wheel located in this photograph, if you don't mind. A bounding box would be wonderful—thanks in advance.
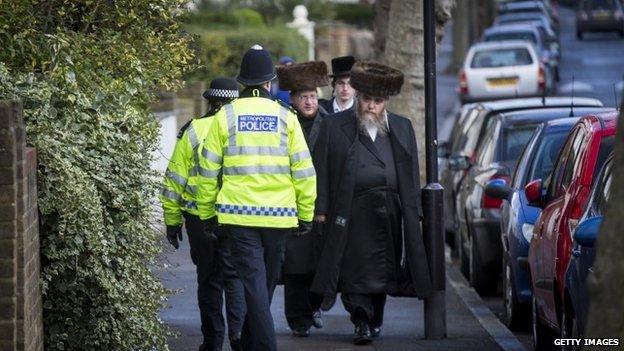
[532,295,556,351]
[503,256,530,330]
[576,30,583,40]
[469,231,496,295]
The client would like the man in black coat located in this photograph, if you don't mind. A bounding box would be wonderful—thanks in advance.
[311,61,433,345]
[276,61,329,337]
[319,56,356,114]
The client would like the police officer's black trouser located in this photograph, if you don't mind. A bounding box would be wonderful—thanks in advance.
[221,225,288,351]
[341,293,387,328]
[284,273,322,330]
[184,214,246,350]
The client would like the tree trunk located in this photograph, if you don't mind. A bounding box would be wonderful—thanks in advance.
[585,104,624,346]
[373,0,392,60]
[379,0,454,181]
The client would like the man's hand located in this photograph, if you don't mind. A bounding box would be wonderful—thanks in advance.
[314,214,326,223]
[293,220,313,237]
[204,216,218,234]
[166,225,183,249]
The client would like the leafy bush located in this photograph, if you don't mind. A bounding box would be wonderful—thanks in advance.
[334,3,374,29]
[0,1,195,350]
[185,25,308,82]
[184,8,266,27]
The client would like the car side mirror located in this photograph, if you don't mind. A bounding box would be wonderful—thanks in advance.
[438,141,450,158]
[525,179,543,207]
[573,216,602,247]
[485,178,513,201]
[449,155,470,172]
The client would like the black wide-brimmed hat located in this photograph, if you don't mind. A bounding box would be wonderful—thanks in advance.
[350,61,404,97]
[237,44,276,86]
[329,56,356,78]
[202,77,239,101]
[277,61,329,92]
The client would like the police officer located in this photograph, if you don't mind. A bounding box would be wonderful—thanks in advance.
[160,77,246,351]
[196,45,317,351]
[276,61,329,337]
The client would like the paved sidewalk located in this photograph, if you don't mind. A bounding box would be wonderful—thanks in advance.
[159,237,509,351]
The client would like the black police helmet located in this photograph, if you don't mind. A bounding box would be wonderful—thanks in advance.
[202,77,239,101]
[237,44,276,86]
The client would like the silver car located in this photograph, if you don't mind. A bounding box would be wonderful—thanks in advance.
[459,41,549,103]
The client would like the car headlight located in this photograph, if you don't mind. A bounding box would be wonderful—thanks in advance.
[522,223,534,243]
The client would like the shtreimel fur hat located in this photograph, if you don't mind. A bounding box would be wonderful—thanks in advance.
[350,61,404,97]
[277,61,329,92]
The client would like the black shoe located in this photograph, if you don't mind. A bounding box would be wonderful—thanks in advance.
[197,344,206,351]
[353,322,372,345]
[312,310,323,329]
[370,326,381,337]
[229,332,242,351]
[292,326,310,337]
[320,295,336,311]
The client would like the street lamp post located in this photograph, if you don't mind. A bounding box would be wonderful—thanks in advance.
[422,0,446,340]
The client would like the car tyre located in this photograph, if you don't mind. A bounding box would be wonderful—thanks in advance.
[532,295,556,351]
[503,255,530,330]
[469,231,497,295]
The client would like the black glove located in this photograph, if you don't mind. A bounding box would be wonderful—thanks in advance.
[166,225,183,249]
[293,220,313,237]
[204,216,218,234]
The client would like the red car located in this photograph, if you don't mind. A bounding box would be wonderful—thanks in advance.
[525,111,617,349]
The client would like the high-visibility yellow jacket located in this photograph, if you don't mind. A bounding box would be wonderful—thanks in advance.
[196,91,316,228]
[160,116,215,226]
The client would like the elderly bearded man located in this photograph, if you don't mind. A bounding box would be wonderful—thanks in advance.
[311,61,433,345]
[276,60,329,337]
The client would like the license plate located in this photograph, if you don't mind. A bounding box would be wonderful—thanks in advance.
[487,77,518,87]
[592,11,610,20]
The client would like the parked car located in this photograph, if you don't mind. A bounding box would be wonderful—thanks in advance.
[459,41,550,103]
[526,111,618,350]
[495,12,559,35]
[483,112,611,328]
[564,153,613,342]
[499,1,557,26]
[482,23,558,85]
[499,0,560,28]
[576,0,624,39]
[455,107,607,295]
[440,97,604,254]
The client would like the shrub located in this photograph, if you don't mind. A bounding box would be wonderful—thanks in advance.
[0,1,195,350]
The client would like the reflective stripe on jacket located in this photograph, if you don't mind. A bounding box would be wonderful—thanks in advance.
[160,117,215,226]
[196,96,316,228]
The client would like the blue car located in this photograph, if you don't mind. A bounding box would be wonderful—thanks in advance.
[485,117,584,329]
[563,153,612,340]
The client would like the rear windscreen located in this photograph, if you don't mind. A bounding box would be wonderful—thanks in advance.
[502,124,539,162]
[485,32,537,44]
[471,48,533,68]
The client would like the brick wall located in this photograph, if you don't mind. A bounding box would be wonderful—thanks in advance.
[0,100,43,351]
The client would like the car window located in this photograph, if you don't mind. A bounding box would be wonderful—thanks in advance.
[461,110,491,158]
[470,48,533,68]
[476,120,500,166]
[485,31,538,44]
[592,135,615,183]
[547,128,580,199]
[527,131,568,187]
[512,126,541,189]
[451,108,481,154]
[560,128,585,190]
[596,161,612,215]
[502,124,538,163]
[584,0,619,11]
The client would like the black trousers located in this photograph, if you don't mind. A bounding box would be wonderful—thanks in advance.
[341,293,387,327]
[284,273,322,330]
[222,225,288,351]
[184,214,245,350]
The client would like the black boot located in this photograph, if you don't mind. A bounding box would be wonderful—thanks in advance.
[229,332,242,351]
[312,310,323,329]
[292,325,310,337]
[353,321,372,345]
[370,325,381,338]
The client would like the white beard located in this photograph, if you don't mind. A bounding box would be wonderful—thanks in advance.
[356,105,388,138]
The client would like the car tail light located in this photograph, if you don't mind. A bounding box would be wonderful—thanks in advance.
[482,175,511,209]
[458,69,469,95]
[538,65,546,92]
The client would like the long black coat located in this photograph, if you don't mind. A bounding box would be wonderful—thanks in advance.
[283,109,326,275]
[310,110,433,298]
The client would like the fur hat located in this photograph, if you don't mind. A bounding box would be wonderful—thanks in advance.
[350,61,404,97]
[277,61,329,92]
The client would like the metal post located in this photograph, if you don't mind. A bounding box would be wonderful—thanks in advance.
[423,0,446,340]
